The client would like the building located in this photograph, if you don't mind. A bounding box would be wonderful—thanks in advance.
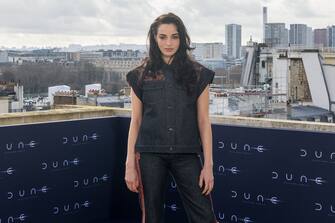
[79,51,104,61]
[327,25,335,47]
[191,42,224,60]
[92,49,144,94]
[0,81,24,113]
[0,51,8,63]
[102,49,144,59]
[65,52,80,61]
[314,28,328,48]
[259,48,273,84]
[199,58,225,70]
[242,43,335,114]
[306,26,314,47]
[48,85,71,106]
[264,23,289,47]
[263,7,268,42]
[85,84,102,97]
[8,49,67,64]
[289,24,313,47]
[225,24,242,59]
[53,90,78,106]
[93,57,142,83]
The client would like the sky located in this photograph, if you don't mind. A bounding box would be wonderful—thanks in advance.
[0,0,334,48]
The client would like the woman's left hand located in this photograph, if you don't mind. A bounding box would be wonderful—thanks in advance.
[198,165,214,195]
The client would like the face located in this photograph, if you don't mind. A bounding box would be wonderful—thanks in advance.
[155,23,180,63]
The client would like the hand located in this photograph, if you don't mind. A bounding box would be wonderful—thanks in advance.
[125,165,139,193]
[198,165,214,195]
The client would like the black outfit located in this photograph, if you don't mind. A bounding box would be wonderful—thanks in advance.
[127,62,217,223]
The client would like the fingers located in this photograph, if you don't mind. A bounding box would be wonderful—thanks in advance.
[205,179,214,195]
[201,178,214,195]
[125,179,139,193]
[199,170,215,195]
[126,182,138,193]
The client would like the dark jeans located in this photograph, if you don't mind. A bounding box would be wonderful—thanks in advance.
[135,152,217,223]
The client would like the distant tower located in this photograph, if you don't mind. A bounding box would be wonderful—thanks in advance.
[247,35,253,46]
[263,7,268,43]
[225,24,242,58]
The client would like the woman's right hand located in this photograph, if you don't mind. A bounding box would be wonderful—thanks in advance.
[125,164,139,193]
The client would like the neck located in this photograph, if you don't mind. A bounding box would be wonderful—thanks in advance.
[162,55,173,64]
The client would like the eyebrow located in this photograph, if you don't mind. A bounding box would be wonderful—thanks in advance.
[158,33,179,36]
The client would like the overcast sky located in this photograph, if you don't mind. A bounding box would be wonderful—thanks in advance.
[0,0,334,48]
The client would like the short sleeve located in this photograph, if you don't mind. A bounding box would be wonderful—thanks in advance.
[126,70,142,101]
[197,68,215,98]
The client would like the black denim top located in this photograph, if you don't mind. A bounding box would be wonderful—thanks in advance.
[126,62,215,154]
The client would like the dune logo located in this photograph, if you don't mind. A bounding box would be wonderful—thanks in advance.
[314,203,335,215]
[217,165,240,175]
[272,171,326,185]
[164,203,178,212]
[0,167,15,176]
[0,214,28,222]
[53,201,91,215]
[231,190,280,205]
[217,212,253,222]
[62,133,99,145]
[170,181,177,189]
[41,158,80,170]
[217,141,267,154]
[3,141,38,153]
[7,186,49,200]
[300,149,335,162]
[73,174,109,188]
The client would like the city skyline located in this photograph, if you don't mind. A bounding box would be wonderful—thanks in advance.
[0,0,335,48]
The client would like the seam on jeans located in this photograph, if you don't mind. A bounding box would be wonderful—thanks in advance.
[135,152,146,223]
[198,155,218,223]
[208,193,218,223]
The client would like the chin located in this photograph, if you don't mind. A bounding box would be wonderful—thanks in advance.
[163,52,176,57]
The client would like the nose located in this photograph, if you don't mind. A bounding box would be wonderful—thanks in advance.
[166,37,172,46]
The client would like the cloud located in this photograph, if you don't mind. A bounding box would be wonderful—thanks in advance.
[0,0,334,47]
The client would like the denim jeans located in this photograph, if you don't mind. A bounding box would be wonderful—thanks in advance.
[135,152,217,223]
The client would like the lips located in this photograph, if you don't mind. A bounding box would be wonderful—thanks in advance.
[165,48,174,52]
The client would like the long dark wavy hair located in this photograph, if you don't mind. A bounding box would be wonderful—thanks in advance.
[139,12,198,95]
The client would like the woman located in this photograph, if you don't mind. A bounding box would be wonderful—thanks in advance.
[125,12,217,223]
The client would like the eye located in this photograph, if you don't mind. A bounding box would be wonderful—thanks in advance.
[159,35,166,40]
[172,35,179,39]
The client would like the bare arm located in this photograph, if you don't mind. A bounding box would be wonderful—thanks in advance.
[197,85,214,195]
[197,85,213,167]
[125,88,143,192]
[126,88,143,165]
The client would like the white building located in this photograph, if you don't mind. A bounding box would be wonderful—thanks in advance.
[272,50,289,103]
[48,85,71,106]
[85,84,102,97]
